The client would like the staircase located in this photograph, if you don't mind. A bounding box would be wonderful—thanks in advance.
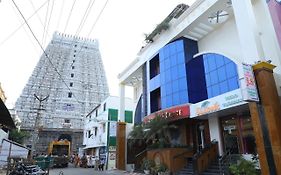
[176,162,194,175]
[201,160,222,175]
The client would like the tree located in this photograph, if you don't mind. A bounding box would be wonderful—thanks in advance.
[8,129,30,144]
[128,124,145,146]
[144,115,177,147]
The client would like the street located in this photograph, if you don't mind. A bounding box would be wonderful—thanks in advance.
[48,164,143,175]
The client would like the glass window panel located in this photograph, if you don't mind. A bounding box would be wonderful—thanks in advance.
[161,96,166,109]
[216,55,225,68]
[226,62,237,78]
[228,76,239,90]
[160,62,165,72]
[164,47,169,58]
[179,90,188,104]
[177,52,185,65]
[171,66,178,81]
[165,69,171,82]
[170,56,177,67]
[218,66,227,82]
[205,73,210,87]
[177,64,186,78]
[166,95,172,107]
[176,40,184,52]
[207,86,213,98]
[170,43,177,55]
[179,77,187,91]
[219,81,229,94]
[203,57,209,73]
[160,73,166,84]
[212,84,220,97]
[210,70,219,85]
[208,55,216,72]
[173,93,180,105]
[159,51,164,62]
[161,85,166,96]
[172,80,179,92]
[223,56,231,64]
[164,58,170,70]
[166,82,172,95]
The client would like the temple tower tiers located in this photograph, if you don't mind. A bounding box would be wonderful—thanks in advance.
[15,32,109,153]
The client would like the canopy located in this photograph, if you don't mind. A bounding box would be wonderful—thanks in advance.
[0,99,16,129]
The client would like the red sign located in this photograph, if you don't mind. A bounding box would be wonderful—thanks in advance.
[143,105,190,123]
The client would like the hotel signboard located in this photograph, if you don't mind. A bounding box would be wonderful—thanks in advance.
[143,105,190,123]
[190,89,246,118]
[241,63,259,102]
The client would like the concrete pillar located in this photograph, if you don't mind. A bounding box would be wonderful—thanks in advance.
[119,83,125,122]
[232,0,265,63]
[116,122,126,170]
[250,62,281,175]
[208,115,223,156]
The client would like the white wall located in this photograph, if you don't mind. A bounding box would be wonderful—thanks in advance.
[208,115,223,156]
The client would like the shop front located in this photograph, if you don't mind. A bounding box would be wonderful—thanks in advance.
[190,89,256,156]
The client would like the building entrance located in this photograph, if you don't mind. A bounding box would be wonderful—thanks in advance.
[221,114,256,155]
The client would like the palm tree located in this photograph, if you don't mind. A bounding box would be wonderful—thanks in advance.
[128,124,145,146]
[143,115,177,147]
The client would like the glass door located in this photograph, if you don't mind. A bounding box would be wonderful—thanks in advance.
[221,117,240,154]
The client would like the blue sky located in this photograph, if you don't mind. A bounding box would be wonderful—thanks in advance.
[0,0,195,108]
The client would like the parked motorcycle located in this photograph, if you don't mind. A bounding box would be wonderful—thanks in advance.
[9,163,47,175]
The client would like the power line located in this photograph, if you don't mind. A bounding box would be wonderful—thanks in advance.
[11,0,81,104]
[43,0,55,47]
[42,0,50,46]
[0,0,49,47]
[70,0,110,68]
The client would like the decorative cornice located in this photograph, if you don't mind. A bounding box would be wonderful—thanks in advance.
[252,61,276,71]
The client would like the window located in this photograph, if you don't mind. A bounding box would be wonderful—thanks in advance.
[72,66,75,69]
[64,119,70,123]
[108,109,118,121]
[68,92,72,98]
[71,73,74,77]
[125,111,133,123]
[103,103,106,111]
[95,110,98,117]
[94,127,97,136]
[70,82,73,87]
[73,55,76,57]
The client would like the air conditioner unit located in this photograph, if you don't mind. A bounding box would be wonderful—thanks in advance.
[62,123,71,128]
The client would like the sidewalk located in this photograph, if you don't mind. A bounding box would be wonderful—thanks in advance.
[105,169,145,175]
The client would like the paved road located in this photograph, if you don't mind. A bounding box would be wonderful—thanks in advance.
[49,164,144,175]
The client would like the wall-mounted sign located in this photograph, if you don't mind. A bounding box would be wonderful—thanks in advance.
[143,105,190,123]
[241,63,259,102]
[109,122,117,137]
[190,89,246,118]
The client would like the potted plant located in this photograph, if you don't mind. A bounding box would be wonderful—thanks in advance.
[141,158,155,175]
[229,157,258,175]
[155,163,168,175]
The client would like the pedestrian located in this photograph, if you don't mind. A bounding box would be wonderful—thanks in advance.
[74,154,80,168]
[81,153,88,168]
[100,158,105,171]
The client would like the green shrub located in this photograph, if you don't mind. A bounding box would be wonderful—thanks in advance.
[229,158,258,175]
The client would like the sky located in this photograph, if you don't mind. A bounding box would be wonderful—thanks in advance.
[0,0,195,108]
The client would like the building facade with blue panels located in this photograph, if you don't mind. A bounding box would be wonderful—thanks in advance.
[147,38,239,113]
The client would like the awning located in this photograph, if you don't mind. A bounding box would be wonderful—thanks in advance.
[0,99,16,129]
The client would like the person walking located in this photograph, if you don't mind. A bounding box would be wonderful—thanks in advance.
[81,153,88,168]
[100,158,105,171]
[74,154,80,168]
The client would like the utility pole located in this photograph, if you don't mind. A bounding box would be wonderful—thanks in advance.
[30,94,49,158]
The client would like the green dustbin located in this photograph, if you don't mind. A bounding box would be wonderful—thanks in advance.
[45,156,54,169]
[35,156,46,170]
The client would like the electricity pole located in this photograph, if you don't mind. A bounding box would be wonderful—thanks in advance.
[30,94,49,158]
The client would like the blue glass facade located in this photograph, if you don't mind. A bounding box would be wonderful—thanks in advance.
[202,54,239,98]
[159,40,190,109]
[147,38,240,112]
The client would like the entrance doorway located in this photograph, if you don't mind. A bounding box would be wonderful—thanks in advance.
[221,114,256,154]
